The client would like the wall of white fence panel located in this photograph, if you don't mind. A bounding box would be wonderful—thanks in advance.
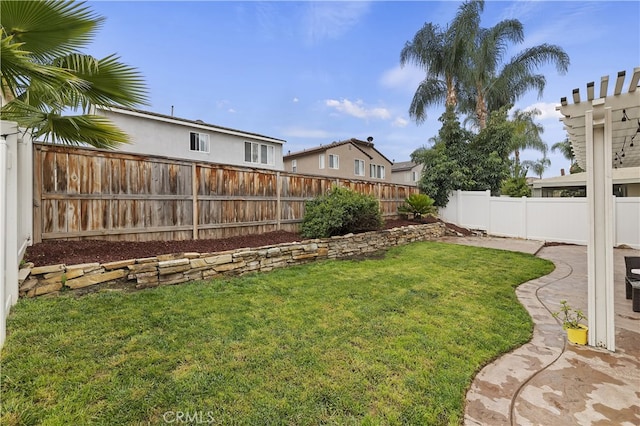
[457,191,490,230]
[0,121,32,348]
[615,198,640,248]
[489,197,525,238]
[439,190,640,249]
[525,198,588,245]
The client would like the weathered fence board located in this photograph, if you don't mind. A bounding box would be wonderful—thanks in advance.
[34,144,418,242]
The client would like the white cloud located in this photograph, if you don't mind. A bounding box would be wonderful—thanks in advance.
[325,98,391,120]
[392,117,408,128]
[281,126,331,139]
[303,2,370,45]
[292,97,299,103]
[499,0,539,21]
[379,65,424,93]
[522,102,562,121]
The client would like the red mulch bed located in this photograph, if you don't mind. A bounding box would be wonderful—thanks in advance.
[26,218,461,267]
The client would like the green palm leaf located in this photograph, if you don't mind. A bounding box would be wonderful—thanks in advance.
[53,54,148,111]
[1,1,147,149]
[0,34,78,100]
[1,99,129,148]
[409,78,448,124]
[36,114,130,149]
[1,0,102,62]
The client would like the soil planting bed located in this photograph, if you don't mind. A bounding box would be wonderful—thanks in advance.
[26,219,460,267]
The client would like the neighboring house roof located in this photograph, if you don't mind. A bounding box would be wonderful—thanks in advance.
[391,161,417,172]
[98,106,286,145]
[284,138,393,164]
[532,166,640,188]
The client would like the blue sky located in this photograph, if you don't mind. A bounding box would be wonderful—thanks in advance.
[87,1,640,177]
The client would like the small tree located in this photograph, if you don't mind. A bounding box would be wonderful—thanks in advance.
[398,194,437,219]
[412,107,472,207]
[501,161,531,197]
[301,186,382,239]
[500,176,531,197]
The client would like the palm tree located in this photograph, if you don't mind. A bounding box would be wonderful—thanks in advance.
[551,137,577,163]
[400,0,483,123]
[552,137,584,173]
[522,155,551,179]
[510,108,547,167]
[461,17,570,128]
[1,0,147,148]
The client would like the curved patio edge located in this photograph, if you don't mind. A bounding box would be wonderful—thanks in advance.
[463,254,569,426]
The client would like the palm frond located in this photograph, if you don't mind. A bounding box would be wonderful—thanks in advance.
[508,44,570,75]
[0,35,78,100]
[35,114,130,149]
[400,23,445,71]
[1,0,102,62]
[57,53,148,110]
[409,79,448,124]
[0,98,48,128]
[551,138,575,162]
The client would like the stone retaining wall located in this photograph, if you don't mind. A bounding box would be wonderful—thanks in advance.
[19,223,445,298]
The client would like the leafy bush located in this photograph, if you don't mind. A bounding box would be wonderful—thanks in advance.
[301,186,383,238]
[398,193,437,219]
[500,177,531,197]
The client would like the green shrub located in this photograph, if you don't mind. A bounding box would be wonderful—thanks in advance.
[500,177,531,197]
[301,186,383,238]
[398,193,437,219]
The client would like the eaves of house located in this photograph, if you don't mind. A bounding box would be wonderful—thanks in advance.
[98,105,286,145]
[284,138,393,165]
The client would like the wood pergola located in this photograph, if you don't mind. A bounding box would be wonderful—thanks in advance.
[557,67,640,351]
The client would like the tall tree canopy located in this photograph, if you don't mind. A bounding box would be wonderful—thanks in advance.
[402,0,570,129]
[509,108,547,167]
[400,0,482,123]
[1,0,147,148]
[412,106,511,206]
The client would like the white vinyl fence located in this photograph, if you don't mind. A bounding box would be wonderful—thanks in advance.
[439,190,640,249]
[1,121,33,347]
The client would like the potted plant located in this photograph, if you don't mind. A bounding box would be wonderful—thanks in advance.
[552,300,588,345]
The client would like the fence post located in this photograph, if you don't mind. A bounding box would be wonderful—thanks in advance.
[456,190,462,226]
[276,171,281,230]
[521,195,528,239]
[0,128,8,348]
[612,195,617,247]
[0,121,20,348]
[16,130,32,258]
[192,163,198,240]
[32,145,42,243]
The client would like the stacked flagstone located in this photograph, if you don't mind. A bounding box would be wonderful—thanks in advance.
[19,223,445,298]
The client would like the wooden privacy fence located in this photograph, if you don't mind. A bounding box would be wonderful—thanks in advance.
[34,144,418,242]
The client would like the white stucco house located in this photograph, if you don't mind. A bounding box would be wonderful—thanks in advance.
[98,106,286,170]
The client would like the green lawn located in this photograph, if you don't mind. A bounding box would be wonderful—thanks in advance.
[1,241,553,425]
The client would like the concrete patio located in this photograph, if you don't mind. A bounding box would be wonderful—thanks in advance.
[440,236,640,426]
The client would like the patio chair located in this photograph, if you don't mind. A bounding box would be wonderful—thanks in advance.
[624,256,640,300]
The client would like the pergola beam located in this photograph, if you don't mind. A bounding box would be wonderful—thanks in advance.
[614,70,626,95]
[587,82,595,101]
[629,67,640,92]
[600,75,609,98]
